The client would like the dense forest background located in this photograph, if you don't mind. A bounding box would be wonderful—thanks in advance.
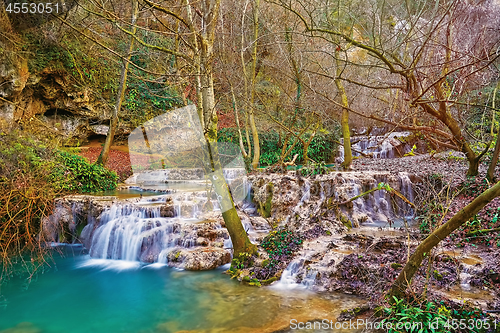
[1,0,496,170]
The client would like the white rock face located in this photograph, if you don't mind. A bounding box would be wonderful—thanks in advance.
[248,171,416,231]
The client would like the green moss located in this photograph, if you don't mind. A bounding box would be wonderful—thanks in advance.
[75,222,86,237]
[433,270,443,281]
[260,276,278,285]
[249,278,261,287]
[339,212,352,229]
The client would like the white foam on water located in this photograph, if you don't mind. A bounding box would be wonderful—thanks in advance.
[77,258,141,271]
[143,263,168,269]
[217,263,231,270]
[270,260,308,290]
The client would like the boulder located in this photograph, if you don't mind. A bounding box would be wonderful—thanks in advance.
[166,248,231,270]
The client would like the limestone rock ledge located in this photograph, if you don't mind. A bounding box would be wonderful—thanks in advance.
[167,248,231,270]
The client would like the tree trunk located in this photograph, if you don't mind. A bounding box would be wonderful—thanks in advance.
[467,157,480,177]
[389,180,500,298]
[200,38,256,257]
[334,50,352,170]
[249,0,261,170]
[184,0,204,125]
[239,0,253,162]
[249,113,260,169]
[96,0,138,166]
[230,83,248,159]
[303,123,319,164]
[487,137,500,181]
[487,83,499,181]
[210,168,256,256]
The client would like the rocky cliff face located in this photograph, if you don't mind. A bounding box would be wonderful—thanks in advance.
[0,63,122,144]
[0,21,128,144]
[0,33,28,128]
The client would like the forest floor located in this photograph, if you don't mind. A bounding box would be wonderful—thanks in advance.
[77,139,135,181]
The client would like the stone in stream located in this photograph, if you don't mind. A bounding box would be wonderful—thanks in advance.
[166,248,231,270]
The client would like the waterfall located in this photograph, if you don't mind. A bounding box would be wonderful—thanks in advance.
[272,259,307,290]
[272,258,318,290]
[398,172,415,218]
[82,193,220,264]
[88,204,184,262]
[337,132,410,161]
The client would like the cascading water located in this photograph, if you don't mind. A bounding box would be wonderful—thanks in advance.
[398,172,415,218]
[81,193,223,264]
[258,170,418,290]
[337,132,411,162]
[273,259,307,289]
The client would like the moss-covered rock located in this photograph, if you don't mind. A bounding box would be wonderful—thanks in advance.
[257,182,274,218]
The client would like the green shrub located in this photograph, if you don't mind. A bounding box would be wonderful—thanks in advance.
[379,297,450,333]
[0,131,118,283]
[256,226,303,279]
[379,298,497,333]
[217,128,338,166]
[50,151,118,193]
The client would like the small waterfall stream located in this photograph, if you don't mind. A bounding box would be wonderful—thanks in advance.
[76,171,254,267]
[267,171,418,290]
[338,132,411,161]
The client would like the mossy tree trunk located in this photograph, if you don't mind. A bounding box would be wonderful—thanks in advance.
[202,70,256,255]
[99,0,257,257]
[388,180,500,298]
[334,49,352,170]
[487,136,500,181]
[249,0,261,170]
[196,0,257,257]
[487,83,499,181]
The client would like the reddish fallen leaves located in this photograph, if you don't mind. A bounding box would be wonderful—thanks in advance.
[217,111,237,129]
[78,147,133,181]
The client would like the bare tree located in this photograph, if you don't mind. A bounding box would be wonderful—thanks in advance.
[389,179,500,297]
[96,0,139,166]
[487,80,500,181]
[273,0,500,176]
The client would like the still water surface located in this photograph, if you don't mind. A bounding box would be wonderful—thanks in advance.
[0,246,363,333]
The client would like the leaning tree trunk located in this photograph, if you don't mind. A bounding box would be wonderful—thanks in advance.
[389,180,500,298]
[97,0,138,166]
